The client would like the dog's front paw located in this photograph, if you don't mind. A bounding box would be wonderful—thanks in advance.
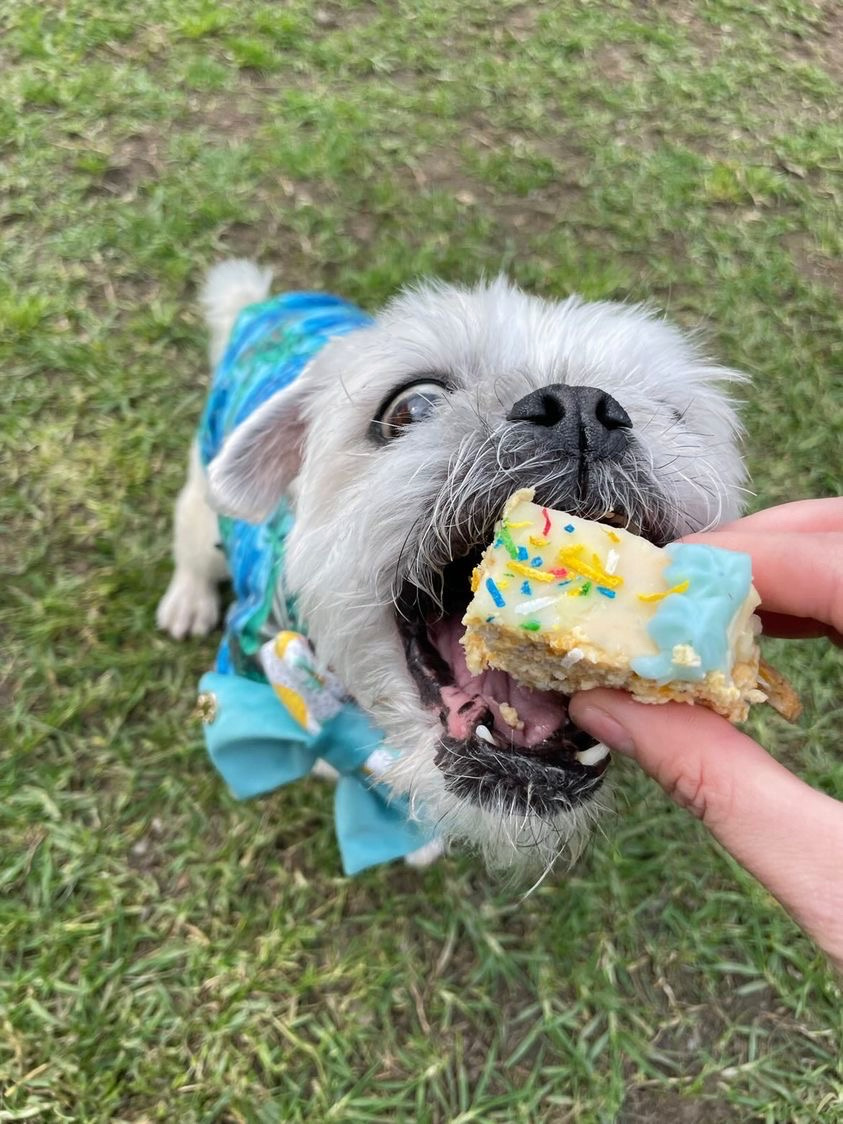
[156,571,220,639]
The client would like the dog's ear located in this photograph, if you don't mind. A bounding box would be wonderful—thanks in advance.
[207,383,308,522]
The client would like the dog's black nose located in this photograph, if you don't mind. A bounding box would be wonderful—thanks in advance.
[507,384,632,460]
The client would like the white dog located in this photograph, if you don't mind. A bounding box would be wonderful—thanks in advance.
[158,261,747,872]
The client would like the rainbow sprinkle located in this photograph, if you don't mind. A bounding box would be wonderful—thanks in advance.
[520,581,532,595]
[498,523,518,559]
[529,535,549,548]
[638,580,690,603]
[531,556,543,567]
[515,596,556,616]
[508,520,531,529]
[558,544,624,589]
[517,545,529,561]
[507,560,556,584]
[486,578,506,607]
[541,508,551,536]
[597,587,616,598]
[564,523,575,533]
[520,620,541,631]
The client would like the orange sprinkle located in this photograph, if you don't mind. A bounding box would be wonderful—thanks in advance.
[638,580,690,603]
[507,560,556,584]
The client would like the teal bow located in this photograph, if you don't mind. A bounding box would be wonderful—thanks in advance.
[197,671,435,875]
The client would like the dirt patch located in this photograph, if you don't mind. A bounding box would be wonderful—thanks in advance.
[619,1086,739,1123]
[183,98,263,141]
[90,132,166,196]
[592,43,637,83]
[180,74,272,140]
[213,179,338,287]
[665,0,843,81]
[780,0,843,82]
[669,7,730,66]
[818,1,843,80]
[407,144,580,238]
[781,230,843,291]
[310,1,380,33]
[497,4,540,43]
[393,111,591,244]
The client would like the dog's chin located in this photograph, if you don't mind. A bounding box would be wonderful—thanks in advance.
[394,496,670,846]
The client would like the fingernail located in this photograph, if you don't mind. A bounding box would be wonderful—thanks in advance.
[571,703,636,756]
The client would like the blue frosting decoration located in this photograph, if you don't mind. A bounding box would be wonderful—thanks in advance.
[630,543,752,684]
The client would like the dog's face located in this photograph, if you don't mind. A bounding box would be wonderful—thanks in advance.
[210,278,746,870]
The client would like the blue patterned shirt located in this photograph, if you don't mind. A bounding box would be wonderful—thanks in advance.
[197,292,372,679]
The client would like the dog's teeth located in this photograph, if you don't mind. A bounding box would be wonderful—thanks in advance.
[575,744,610,766]
[475,724,497,746]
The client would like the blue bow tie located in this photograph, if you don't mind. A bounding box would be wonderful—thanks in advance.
[196,666,436,876]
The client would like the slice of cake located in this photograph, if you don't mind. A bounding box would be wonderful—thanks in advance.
[462,490,771,723]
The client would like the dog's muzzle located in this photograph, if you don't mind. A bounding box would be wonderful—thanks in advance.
[397,570,609,816]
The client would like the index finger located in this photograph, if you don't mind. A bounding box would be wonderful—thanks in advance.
[682,530,843,634]
[719,498,843,535]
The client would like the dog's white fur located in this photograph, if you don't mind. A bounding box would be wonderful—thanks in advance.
[157,263,275,639]
[159,260,748,871]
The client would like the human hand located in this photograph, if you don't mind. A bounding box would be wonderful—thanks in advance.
[569,498,843,970]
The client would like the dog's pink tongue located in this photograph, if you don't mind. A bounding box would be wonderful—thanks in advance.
[428,616,569,748]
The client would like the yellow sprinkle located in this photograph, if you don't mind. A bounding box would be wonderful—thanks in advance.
[638,580,690,603]
[498,578,511,590]
[604,529,621,542]
[557,544,623,589]
[506,560,556,584]
[470,566,481,593]
[507,520,532,528]
[529,535,550,548]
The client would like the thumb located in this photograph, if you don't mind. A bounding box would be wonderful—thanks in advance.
[569,689,843,967]
[569,688,769,829]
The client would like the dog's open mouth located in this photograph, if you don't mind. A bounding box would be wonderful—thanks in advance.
[395,509,643,814]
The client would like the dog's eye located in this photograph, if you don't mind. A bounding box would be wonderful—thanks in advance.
[372,380,449,442]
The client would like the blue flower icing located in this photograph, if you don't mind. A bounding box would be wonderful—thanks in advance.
[630,543,752,684]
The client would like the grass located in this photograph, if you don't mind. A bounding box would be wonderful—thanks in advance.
[1,0,842,1119]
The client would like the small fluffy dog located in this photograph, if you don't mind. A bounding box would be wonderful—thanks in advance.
[158,261,747,871]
